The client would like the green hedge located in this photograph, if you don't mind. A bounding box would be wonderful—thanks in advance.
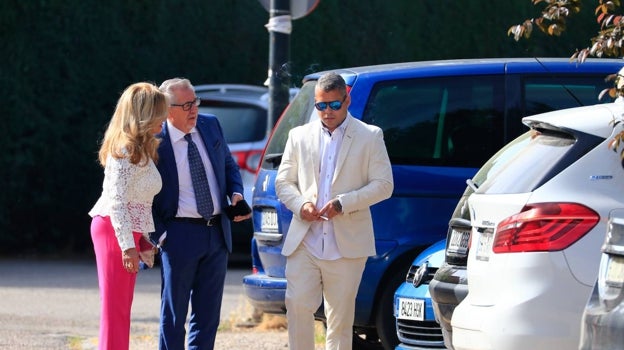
[0,0,602,257]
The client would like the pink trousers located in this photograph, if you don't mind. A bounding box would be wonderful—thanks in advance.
[90,215,144,350]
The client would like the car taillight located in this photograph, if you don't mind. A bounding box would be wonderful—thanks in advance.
[493,202,599,253]
[231,150,263,174]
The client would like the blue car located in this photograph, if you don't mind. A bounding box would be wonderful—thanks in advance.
[242,58,624,349]
[394,239,446,350]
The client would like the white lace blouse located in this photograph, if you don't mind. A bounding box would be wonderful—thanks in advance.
[89,154,162,251]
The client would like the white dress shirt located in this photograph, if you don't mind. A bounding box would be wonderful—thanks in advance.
[166,120,222,217]
[303,118,349,260]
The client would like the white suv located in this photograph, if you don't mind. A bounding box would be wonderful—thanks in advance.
[451,101,624,350]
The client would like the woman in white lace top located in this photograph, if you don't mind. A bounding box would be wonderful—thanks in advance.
[88,82,168,350]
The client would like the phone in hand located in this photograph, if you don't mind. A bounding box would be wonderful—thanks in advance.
[225,199,252,220]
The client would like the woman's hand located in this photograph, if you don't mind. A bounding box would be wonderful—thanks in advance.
[122,247,140,273]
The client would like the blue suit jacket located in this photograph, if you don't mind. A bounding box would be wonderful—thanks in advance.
[151,114,244,252]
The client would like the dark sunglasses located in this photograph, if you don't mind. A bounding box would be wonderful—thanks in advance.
[314,96,346,111]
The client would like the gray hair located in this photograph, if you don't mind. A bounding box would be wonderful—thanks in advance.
[316,72,346,95]
[158,78,195,103]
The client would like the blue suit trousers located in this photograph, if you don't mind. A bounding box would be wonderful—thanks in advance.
[158,220,228,350]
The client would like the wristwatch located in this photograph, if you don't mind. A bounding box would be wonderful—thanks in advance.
[333,198,343,213]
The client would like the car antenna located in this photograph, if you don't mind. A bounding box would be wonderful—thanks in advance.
[533,56,584,106]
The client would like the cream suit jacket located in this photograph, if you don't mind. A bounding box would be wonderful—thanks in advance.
[276,115,394,258]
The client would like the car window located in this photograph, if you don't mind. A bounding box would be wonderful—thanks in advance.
[199,104,266,143]
[524,76,608,115]
[361,75,505,167]
[476,129,576,194]
[471,132,531,188]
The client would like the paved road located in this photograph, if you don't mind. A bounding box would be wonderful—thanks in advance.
[0,258,289,349]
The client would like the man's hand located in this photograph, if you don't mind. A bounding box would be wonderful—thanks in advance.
[231,193,243,206]
[230,193,251,222]
[318,198,342,220]
[300,202,321,221]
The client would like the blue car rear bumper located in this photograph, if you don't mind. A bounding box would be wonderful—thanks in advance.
[242,272,287,314]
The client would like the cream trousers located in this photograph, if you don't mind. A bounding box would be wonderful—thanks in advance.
[285,246,367,350]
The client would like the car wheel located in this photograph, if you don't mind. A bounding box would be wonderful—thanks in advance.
[375,268,405,349]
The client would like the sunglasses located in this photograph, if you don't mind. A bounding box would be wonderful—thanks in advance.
[314,96,346,111]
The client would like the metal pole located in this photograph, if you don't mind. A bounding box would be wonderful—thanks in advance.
[267,0,291,128]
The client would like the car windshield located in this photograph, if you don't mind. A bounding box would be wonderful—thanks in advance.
[262,82,317,168]
[199,104,267,143]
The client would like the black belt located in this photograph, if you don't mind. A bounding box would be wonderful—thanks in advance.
[172,215,221,227]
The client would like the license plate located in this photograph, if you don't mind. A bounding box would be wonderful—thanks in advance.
[476,231,493,262]
[397,297,425,321]
[606,255,624,288]
[448,228,470,255]
[260,209,278,232]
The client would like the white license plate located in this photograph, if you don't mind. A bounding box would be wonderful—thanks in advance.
[397,297,425,321]
[260,209,278,232]
[476,231,493,262]
[448,228,470,255]
[606,255,624,287]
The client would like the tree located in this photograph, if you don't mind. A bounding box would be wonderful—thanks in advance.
[509,1,623,62]
[508,0,624,159]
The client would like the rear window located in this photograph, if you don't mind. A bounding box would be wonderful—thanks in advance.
[361,75,505,167]
[199,103,267,143]
[475,129,578,194]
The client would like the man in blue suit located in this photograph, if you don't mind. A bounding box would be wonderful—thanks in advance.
[152,78,250,350]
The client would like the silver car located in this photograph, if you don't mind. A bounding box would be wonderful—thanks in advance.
[196,84,297,260]
[580,208,624,349]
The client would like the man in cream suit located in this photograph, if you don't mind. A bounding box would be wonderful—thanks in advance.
[275,72,394,350]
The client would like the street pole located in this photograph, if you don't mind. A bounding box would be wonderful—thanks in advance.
[266,0,291,128]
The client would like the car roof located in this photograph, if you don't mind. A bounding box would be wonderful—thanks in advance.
[195,84,269,106]
[195,84,268,96]
[195,84,299,107]
[302,57,624,86]
[523,100,624,138]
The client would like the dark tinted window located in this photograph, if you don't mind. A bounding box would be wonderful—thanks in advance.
[524,76,608,116]
[199,103,266,143]
[361,76,505,167]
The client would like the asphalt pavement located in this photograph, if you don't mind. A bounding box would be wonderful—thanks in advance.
[0,258,266,349]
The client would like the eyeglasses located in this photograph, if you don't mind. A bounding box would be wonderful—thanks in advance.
[314,96,346,111]
[171,97,201,111]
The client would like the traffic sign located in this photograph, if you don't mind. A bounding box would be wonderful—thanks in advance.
[257,0,320,19]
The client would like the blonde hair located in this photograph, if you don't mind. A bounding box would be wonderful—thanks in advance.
[98,82,169,166]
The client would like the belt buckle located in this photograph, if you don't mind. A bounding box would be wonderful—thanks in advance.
[206,217,215,226]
